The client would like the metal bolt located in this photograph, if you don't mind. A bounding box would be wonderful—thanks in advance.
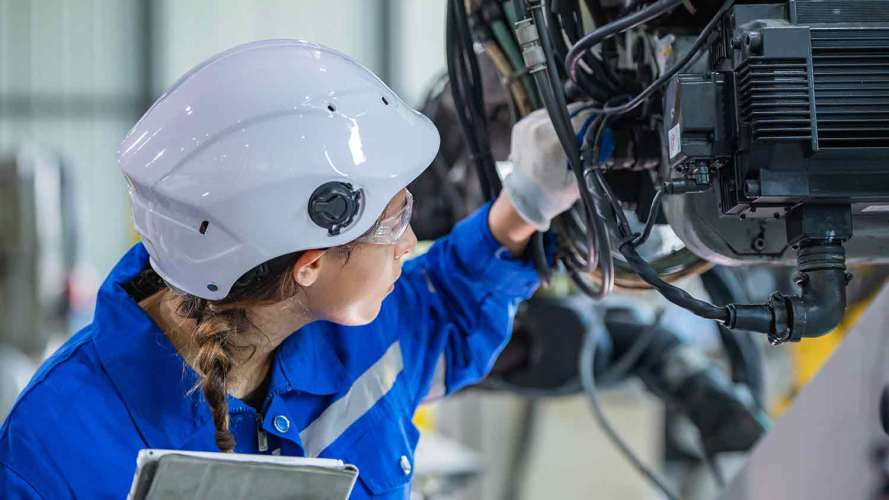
[746,31,763,53]
[752,237,767,252]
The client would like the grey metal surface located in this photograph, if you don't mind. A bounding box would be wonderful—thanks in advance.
[720,284,889,500]
[664,184,889,267]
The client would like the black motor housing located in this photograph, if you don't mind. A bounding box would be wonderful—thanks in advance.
[664,0,889,265]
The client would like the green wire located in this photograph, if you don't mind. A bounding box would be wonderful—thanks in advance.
[503,1,519,26]
[490,18,541,109]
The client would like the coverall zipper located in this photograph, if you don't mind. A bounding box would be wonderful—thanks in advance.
[256,413,269,452]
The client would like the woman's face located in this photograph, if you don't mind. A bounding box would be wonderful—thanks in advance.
[299,189,417,325]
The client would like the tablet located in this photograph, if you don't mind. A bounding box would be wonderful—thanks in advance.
[127,449,359,500]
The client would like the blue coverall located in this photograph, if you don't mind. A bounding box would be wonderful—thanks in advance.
[0,202,541,499]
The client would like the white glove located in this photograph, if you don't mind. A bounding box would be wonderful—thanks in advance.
[504,104,592,231]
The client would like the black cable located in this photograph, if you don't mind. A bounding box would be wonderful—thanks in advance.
[578,120,617,296]
[599,37,624,92]
[501,400,540,500]
[631,188,664,247]
[594,171,632,239]
[551,1,620,102]
[574,69,615,103]
[586,119,729,321]
[504,0,553,284]
[580,317,681,500]
[551,0,580,42]
[542,75,615,297]
[528,11,595,233]
[621,241,729,321]
[530,232,553,285]
[603,0,736,116]
[701,267,766,409]
[548,2,619,106]
[534,70,598,275]
[569,0,735,322]
[535,2,573,116]
[447,0,502,200]
[555,205,597,271]
[596,61,625,96]
[598,309,665,386]
[566,0,684,82]
[544,2,571,79]
[532,2,617,298]
[568,0,625,99]
[446,1,490,198]
[582,0,608,29]
[456,4,487,124]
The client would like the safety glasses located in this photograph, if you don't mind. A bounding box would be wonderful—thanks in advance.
[356,190,413,245]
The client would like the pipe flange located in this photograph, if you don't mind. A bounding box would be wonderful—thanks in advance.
[768,293,792,345]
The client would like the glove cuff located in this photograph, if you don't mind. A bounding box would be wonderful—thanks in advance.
[503,170,557,232]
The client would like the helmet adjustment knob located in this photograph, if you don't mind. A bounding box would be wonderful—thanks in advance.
[308,182,362,236]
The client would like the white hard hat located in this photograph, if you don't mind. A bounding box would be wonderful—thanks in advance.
[119,39,440,300]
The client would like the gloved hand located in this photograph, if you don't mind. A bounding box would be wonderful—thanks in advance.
[504,104,593,231]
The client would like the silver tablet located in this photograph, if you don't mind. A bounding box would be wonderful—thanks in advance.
[128,449,359,500]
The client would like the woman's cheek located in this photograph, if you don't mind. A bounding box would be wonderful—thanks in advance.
[338,248,392,323]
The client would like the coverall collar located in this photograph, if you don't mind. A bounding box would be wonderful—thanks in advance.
[91,243,348,450]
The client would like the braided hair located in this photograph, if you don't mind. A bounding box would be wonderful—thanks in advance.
[127,252,305,452]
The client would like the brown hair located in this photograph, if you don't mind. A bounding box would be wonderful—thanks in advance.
[173,251,305,452]
[126,248,347,451]
[124,223,374,452]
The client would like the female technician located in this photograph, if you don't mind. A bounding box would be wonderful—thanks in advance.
[0,40,579,499]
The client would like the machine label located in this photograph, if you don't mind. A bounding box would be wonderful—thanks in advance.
[668,123,681,159]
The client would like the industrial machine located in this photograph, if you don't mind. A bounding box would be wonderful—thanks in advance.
[436,0,889,344]
[0,148,77,419]
[414,0,889,497]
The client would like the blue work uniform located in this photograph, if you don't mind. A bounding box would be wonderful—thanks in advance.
[0,202,541,499]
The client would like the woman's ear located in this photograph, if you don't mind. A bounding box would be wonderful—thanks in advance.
[291,249,328,287]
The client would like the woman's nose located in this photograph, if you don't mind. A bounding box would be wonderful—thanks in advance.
[395,225,417,260]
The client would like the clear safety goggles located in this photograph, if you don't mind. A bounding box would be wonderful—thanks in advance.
[356,190,413,245]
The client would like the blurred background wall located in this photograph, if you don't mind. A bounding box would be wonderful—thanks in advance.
[0,0,447,306]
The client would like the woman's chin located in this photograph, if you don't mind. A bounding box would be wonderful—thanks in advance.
[333,300,386,327]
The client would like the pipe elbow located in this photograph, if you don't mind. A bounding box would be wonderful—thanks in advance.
[789,268,848,339]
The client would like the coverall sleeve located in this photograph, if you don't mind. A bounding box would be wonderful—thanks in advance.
[0,463,45,500]
[390,201,543,409]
